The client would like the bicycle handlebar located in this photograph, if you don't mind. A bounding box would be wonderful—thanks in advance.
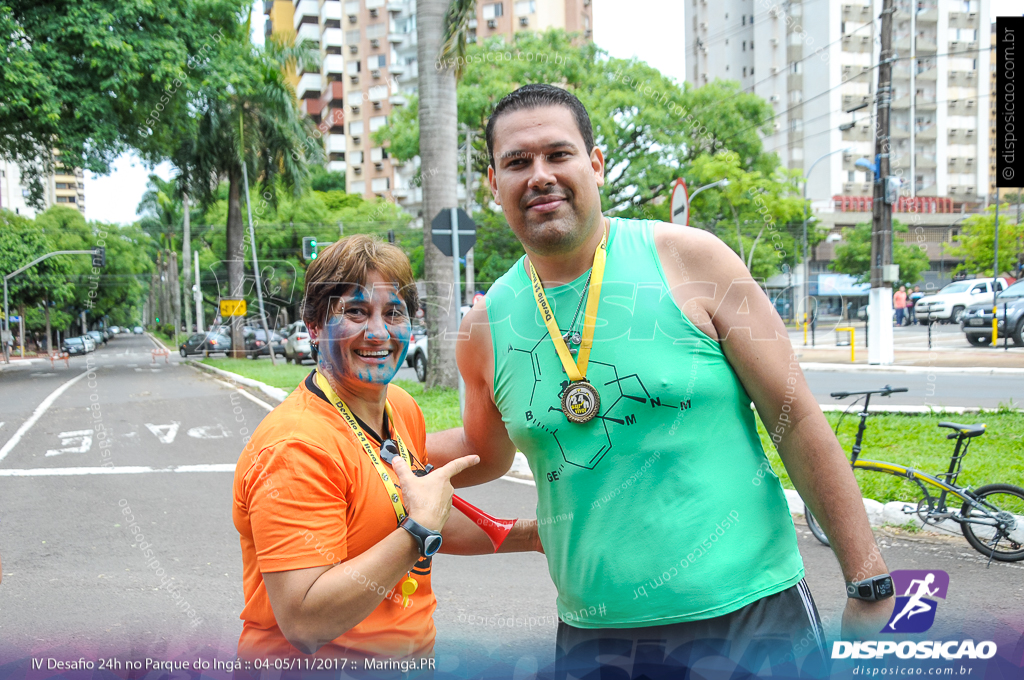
[831,385,909,399]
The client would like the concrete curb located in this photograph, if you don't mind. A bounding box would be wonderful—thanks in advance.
[0,358,43,371]
[818,404,1021,414]
[801,362,1024,375]
[186,360,290,404]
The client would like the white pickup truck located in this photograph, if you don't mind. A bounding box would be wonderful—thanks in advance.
[915,278,1010,323]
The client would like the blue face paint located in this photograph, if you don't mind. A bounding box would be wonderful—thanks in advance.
[317,282,412,388]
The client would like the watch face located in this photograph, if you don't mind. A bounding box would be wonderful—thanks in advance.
[424,534,442,557]
[875,576,894,597]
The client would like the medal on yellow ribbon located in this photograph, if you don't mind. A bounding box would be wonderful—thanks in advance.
[529,227,607,424]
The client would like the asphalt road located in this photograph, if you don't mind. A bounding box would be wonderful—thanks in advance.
[0,334,1021,673]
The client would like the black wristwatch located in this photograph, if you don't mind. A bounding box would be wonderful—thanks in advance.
[846,574,894,601]
[400,516,443,557]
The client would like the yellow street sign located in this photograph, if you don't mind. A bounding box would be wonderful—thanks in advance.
[219,299,247,317]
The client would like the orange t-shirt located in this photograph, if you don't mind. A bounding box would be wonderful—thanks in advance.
[232,372,435,660]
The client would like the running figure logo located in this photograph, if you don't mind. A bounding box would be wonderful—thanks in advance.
[883,570,949,634]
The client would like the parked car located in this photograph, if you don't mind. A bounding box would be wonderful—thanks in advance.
[133,326,144,334]
[109,326,121,335]
[961,279,1024,346]
[62,336,92,356]
[914,278,1009,324]
[409,320,428,344]
[86,330,107,346]
[179,331,232,357]
[406,336,427,382]
[244,328,286,359]
[284,322,313,364]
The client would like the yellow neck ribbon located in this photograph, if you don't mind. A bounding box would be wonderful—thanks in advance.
[314,370,412,525]
[528,228,607,383]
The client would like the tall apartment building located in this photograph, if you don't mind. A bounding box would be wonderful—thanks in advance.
[265,0,592,212]
[0,157,86,218]
[685,0,990,211]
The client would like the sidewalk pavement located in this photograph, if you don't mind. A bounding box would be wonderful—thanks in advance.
[0,357,43,372]
[793,345,1024,370]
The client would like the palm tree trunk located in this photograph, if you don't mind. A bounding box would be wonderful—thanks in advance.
[418,0,459,389]
[226,168,246,358]
[182,193,192,334]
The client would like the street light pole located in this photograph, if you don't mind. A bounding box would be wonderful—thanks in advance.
[687,178,730,209]
[802,147,852,330]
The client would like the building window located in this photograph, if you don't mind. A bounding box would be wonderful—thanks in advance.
[848,171,855,182]
[369,115,387,132]
[742,14,746,25]
[345,29,360,44]
[743,67,747,76]
[368,54,386,69]
[350,120,365,136]
[366,23,386,39]
[57,196,68,203]
[742,41,747,51]
[55,182,67,189]
[483,2,503,20]
[514,0,535,14]
[350,180,366,194]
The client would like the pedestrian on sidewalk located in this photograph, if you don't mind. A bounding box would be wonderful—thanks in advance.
[908,286,924,325]
[893,285,907,327]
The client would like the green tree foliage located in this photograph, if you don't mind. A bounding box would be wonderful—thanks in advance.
[309,166,347,192]
[0,0,246,206]
[947,204,1024,276]
[831,220,931,288]
[683,153,807,281]
[0,210,74,329]
[472,206,525,287]
[376,29,778,216]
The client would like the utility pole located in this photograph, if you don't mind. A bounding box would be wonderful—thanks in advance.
[868,0,896,365]
[992,199,1000,345]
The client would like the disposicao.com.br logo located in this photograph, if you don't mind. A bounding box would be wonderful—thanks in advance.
[831,570,997,661]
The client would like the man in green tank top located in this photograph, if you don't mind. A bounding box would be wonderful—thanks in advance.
[427,85,895,675]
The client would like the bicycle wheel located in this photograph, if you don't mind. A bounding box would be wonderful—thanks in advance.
[960,484,1024,562]
[804,505,830,546]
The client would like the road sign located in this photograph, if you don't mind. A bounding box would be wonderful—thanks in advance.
[431,208,476,257]
[219,298,247,317]
[670,178,689,226]
[92,246,106,268]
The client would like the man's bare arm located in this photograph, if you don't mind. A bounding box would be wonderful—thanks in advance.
[656,224,892,638]
[426,302,518,487]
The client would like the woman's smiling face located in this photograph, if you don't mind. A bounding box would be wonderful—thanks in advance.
[313,270,412,388]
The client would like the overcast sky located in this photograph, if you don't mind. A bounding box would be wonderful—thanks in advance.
[85,0,1024,225]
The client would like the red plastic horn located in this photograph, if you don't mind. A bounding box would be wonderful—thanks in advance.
[451,495,516,552]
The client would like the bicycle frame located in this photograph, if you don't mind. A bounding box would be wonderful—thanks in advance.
[839,390,1004,531]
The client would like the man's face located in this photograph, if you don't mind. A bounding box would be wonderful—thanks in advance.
[488,105,605,256]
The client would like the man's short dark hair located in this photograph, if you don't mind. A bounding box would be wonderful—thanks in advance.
[485,84,595,168]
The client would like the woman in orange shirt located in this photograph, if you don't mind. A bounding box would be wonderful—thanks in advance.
[233,235,541,660]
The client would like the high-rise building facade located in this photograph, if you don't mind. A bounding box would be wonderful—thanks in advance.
[685,0,990,211]
[265,0,593,212]
[0,158,86,218]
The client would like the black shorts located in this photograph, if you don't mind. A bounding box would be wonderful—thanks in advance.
[554,579,828,680]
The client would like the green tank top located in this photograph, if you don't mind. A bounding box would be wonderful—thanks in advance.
[485,218,804,628]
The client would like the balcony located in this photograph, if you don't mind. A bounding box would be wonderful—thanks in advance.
[293,0,319,30]
[891,96,910,109]
[916,37,937,53]
[387,1,409,14]
[323,27,343,47]
[297,73,321,99]
[388,32,406,44]
[324,54,345,75]
[914,96,936,111]
[916,124,937,140]
[840,4,872,22]
[916,67,937,81]
[891,125,910,139]
[324,80,344,103]
[787,74,802,91]
[304,98,324,117]
[297,22,320,43]
[328,160,347,172]
[948,69,978,87]
[389,62,406,76]
[915,8,937,23]
[328,134,347,154]
[321,0,342,23]
[915,154,937,169]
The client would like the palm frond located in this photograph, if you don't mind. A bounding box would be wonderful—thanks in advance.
[440,0,476,80]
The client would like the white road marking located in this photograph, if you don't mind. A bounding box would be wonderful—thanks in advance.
[135,368,162,373]
[0,464,236,477]
[0,369,90,463]
[45,429,94,457]
[501,475,536,487]
[144,422,180,444]
[186,424,231,439]
[213,379,275,412]
[31,372,57,378]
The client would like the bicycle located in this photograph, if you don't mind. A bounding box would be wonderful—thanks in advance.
[804,385,1024,562]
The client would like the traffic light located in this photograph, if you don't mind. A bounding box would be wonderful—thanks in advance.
[92,246,106,268]
[302,236,318,261]
[387,229,395,244]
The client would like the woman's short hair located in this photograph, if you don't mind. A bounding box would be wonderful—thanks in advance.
[301,234,418,329]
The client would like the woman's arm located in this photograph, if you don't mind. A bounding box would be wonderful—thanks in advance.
[262,454,479,655]
[263,529,421,654]
[439,510,542,555]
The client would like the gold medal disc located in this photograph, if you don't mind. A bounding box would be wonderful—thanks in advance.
[561,381,601,423]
